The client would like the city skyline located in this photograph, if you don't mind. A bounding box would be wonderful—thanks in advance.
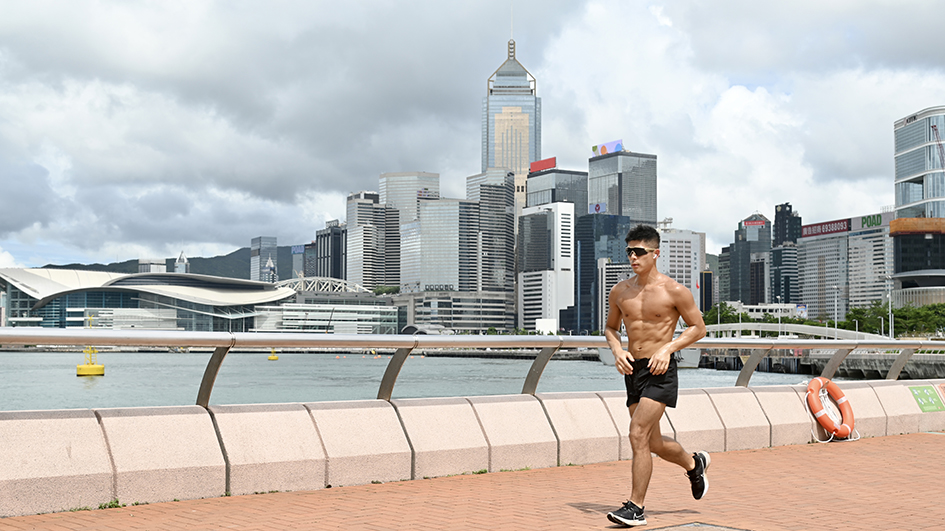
[3,1,945,268]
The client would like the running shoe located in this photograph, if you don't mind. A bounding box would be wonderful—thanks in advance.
[607,500,646,527]
[687,450,710,500]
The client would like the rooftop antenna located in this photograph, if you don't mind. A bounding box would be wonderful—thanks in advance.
[510,0,514,40]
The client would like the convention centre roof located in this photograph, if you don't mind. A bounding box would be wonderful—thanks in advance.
[0,268,296,310]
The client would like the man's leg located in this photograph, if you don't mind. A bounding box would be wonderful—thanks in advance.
[627,397,666,506]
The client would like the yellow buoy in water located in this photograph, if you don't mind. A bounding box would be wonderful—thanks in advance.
[268,348,279,361]
[77,346,104,376]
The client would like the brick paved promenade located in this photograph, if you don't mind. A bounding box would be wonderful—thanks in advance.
[4,432,943,530]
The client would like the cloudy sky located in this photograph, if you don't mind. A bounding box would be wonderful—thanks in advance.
[2,0,944,268]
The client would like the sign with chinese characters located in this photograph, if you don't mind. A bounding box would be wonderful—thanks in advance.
[909,385,945,413]
[802,219,850,238]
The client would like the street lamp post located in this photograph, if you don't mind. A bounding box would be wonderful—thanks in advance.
[832,285,839,339]
[886,275,894,339]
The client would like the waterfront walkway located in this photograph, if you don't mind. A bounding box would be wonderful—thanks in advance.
[4,431,943,530]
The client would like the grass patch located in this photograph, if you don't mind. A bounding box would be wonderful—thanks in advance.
[98,499,125,510]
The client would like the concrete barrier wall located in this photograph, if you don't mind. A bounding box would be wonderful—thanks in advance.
[466,394,557,472]
[0,409,113,517]
[208,403,326,495]
[2,379,944,518]
[597,390,674,461]
[535,392,619,466]
[305,400,411,487]
[96,406,226,504]
[389,397,488,479]
[751,385,812,447]
[665,389,725,453]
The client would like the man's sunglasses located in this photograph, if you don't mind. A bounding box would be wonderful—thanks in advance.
[626,246,658,257]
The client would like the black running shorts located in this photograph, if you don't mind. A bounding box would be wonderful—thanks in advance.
[624,356,679,408]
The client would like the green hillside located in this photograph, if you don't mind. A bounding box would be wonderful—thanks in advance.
[43,246,298,281]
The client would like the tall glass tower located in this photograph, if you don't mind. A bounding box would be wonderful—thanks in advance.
[894,106,945,218]
[482,39,541,220]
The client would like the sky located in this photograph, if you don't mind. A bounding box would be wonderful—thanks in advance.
[2,0,945,268]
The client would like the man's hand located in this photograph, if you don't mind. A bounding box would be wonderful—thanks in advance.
[614,350,635,375]
[647,345,674,375]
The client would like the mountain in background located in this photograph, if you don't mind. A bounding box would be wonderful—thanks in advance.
[43,246,298,281]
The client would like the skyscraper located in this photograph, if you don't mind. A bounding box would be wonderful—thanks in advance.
[482,39,541,221]
[379,171,440,225]
[892,107,945,307]
[725,214,771,304]
[467,169,515,292]
[516,202,574,330]
[314,220,346,280]
[345,192,399,290]
[773,202,802,246]
[250,236,277,282]
[895,106,945,219]
[587,150,657,224]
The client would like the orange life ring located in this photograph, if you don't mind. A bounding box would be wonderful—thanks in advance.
[806,377,855,439]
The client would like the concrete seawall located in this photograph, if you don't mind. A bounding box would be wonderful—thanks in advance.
[2,379,944,518]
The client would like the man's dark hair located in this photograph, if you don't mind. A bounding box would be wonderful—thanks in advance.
[625,224,660,247]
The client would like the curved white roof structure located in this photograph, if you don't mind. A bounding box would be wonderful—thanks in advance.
[0,268,296,310]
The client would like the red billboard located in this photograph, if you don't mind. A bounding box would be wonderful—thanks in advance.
[529,157,556,173]
[743,220,766,227]
[802,219,850,238]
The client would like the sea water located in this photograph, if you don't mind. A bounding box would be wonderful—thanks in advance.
[0,351,811,412]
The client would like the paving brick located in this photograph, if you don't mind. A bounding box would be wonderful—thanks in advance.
[2,432,943,530]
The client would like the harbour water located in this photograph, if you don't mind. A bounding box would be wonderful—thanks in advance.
[0,351,812,412]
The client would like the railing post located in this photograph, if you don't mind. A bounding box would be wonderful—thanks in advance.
[196,345,231,408]
[735,347,774,387]
[820,348,852,379]
[522,345,560,395]
[377,347,415,401]
[886,348,916,380]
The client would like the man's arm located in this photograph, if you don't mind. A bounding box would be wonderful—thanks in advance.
[605,282,634,375]
[647,283,707,375]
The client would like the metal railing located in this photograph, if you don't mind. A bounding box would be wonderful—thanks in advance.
[0,328,928,407]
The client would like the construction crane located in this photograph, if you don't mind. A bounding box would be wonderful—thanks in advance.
[931,124,945,172]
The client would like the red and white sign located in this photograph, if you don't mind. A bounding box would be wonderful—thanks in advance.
[589,202,607,214]
[743,220,766,227]
[802,219,850,238]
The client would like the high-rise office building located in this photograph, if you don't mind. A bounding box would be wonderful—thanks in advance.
[345,192,399,290]
[770,243,798,304]
[892,107,945,307]
[516,202,574,330]
[656,225,706,310]
[894,106,945,219]
[399,199,479,294]
[174,252,190,274]
[526,162,588,209]
[379,172,440,225]
[138,258,166,274]
[250,236,277,282]
[773,202,802,246]
[797,212,893,320]
[482,39,541,221]
[315,220,346,280]
[725,214,771,304]
[290,245,305,278]
[571,214,635,333]
[467,169,515,292]
[587,150,657,224]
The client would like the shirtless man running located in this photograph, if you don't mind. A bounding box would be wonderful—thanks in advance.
[604,224,709,527]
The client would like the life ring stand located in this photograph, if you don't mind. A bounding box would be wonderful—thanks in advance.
[806,377,858,442]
